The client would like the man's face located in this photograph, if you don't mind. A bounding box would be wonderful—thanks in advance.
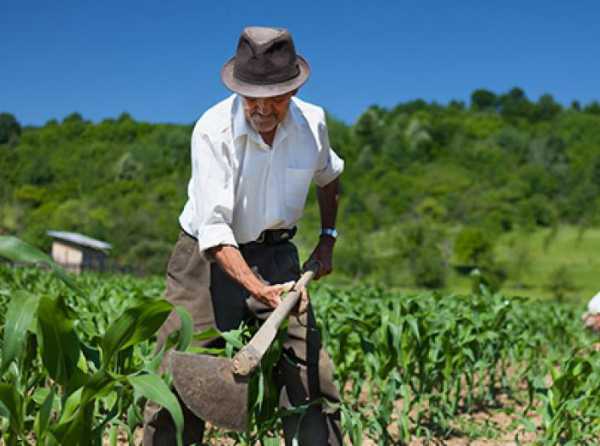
[242,90,295,134]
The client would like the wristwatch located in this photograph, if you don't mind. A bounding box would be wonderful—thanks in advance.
[320,228,338,239]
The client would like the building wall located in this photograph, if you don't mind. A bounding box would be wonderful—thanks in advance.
[51,241,83,273]
[82,248,107,271]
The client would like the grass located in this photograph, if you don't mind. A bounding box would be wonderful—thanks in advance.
[297,224,600,306]
[448,225,600,303]
[495,225,600,303]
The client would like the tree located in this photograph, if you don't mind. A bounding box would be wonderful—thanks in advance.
[405,117,433,160]
[546,265,576,302]
[454,227,494,267]
[0,113,21,144]
[498,87,532,120]
[532,94,562,121]
[353,106,385,152]
[398,220,448,289]
[448,99,466,111]
[470,89,497,111]
[3,90,600,285]
[584,101,600,115]
[63,112,84,123]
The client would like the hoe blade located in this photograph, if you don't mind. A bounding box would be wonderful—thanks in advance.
[170,351,249,432]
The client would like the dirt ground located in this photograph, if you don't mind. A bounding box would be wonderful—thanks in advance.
[107,404,541,445]
[105,371,544,445]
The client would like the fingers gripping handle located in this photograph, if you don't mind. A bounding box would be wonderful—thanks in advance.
[231,261,320,376]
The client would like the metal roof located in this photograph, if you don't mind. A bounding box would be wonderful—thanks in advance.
[47,230,112,251]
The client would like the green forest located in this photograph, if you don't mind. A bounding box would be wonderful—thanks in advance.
[2,87,600,300]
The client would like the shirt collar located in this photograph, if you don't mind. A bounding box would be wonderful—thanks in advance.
[232,94,291,150]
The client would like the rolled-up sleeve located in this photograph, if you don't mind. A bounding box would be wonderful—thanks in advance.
[313,121,345,187]
[190,130,238,253]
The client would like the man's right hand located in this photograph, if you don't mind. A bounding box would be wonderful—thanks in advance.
[210,244,308,312]
[252,283,290,309]
[252,281,309,313]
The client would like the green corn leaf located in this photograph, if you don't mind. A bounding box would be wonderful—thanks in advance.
[53,402,95,446]
[174,305,193,351]
[80,342,101,370]
[37,295,82,386]
[64,367,90,398]
[109,425,118,446]
[90,397,120,440]
[191,326,222,343]
[31,387,51,405]
[114,419,136,446]
[0,383,23,435]
[145,345,167,373]
[406,315,420,341]
[257,368,265,411]
[1,290,40,374]
[0,400,9,418]
[53,372,116,446]
[221,327,246,349]
[184,345,225,356]
[45,434,60,446]
[128,373,184,446]
[0,235,80,292]
[57,387,83,426]
[127,403,143,434]
[81,370,116,404]
[100,299,173,368]
[34,388,55,442]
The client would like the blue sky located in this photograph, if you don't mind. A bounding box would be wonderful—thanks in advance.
[2,1,599,126]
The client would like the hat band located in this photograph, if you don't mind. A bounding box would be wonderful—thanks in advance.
[233,63,300,86]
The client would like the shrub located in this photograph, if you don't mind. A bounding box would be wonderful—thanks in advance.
[402,221,447,289]
[454,227,493,267]
[410,244,447,288]
[546,265,576,302]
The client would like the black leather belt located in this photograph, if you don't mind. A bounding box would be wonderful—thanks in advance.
[181,226,297,246]
[247,227,297,246]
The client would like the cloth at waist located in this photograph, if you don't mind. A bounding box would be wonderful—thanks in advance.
[180,226,297,247]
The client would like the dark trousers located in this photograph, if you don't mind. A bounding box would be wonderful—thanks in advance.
[143,231,343,445]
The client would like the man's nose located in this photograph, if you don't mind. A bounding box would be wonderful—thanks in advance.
[256,99,272,114]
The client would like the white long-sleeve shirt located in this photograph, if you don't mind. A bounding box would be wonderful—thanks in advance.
[179,94,344,254]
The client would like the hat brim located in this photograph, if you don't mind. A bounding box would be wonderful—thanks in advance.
[221,55,310,98]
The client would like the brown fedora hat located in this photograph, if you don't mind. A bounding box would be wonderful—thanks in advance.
[221,27,310,98]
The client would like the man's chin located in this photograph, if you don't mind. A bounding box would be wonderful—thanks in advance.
[251,121,277,134]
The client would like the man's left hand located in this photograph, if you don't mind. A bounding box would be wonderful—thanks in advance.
[304,236,335,280]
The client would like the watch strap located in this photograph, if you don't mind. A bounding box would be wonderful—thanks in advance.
[320,228,338,239]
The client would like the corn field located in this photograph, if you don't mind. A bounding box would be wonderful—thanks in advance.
[1,236,600,445]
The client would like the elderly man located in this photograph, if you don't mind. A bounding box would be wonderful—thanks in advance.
[143,27,344,445]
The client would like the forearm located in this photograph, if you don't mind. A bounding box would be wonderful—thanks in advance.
[208,245,264,295]
[317,176,340,230]
[309,177,340,279]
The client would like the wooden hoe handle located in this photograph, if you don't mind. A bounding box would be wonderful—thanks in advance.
[231,260,320,376]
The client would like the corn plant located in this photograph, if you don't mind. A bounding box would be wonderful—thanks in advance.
[312,283,593,443]
[535,352,600,445]
[1,236,598,444]
[0,236,189,446]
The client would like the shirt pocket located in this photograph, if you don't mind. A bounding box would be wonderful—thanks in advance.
[285,168,313,213]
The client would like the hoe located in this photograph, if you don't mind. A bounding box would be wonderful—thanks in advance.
[170,261,319,432]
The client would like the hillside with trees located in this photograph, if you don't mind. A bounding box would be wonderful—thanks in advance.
[2,88,600,296]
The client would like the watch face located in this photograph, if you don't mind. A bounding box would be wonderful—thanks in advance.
[322,228,337,238]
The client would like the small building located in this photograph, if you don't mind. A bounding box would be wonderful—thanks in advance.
[47,230,111,274]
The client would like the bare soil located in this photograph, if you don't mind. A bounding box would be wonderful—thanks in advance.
[107,400,541,445]
[98,367,544,445]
